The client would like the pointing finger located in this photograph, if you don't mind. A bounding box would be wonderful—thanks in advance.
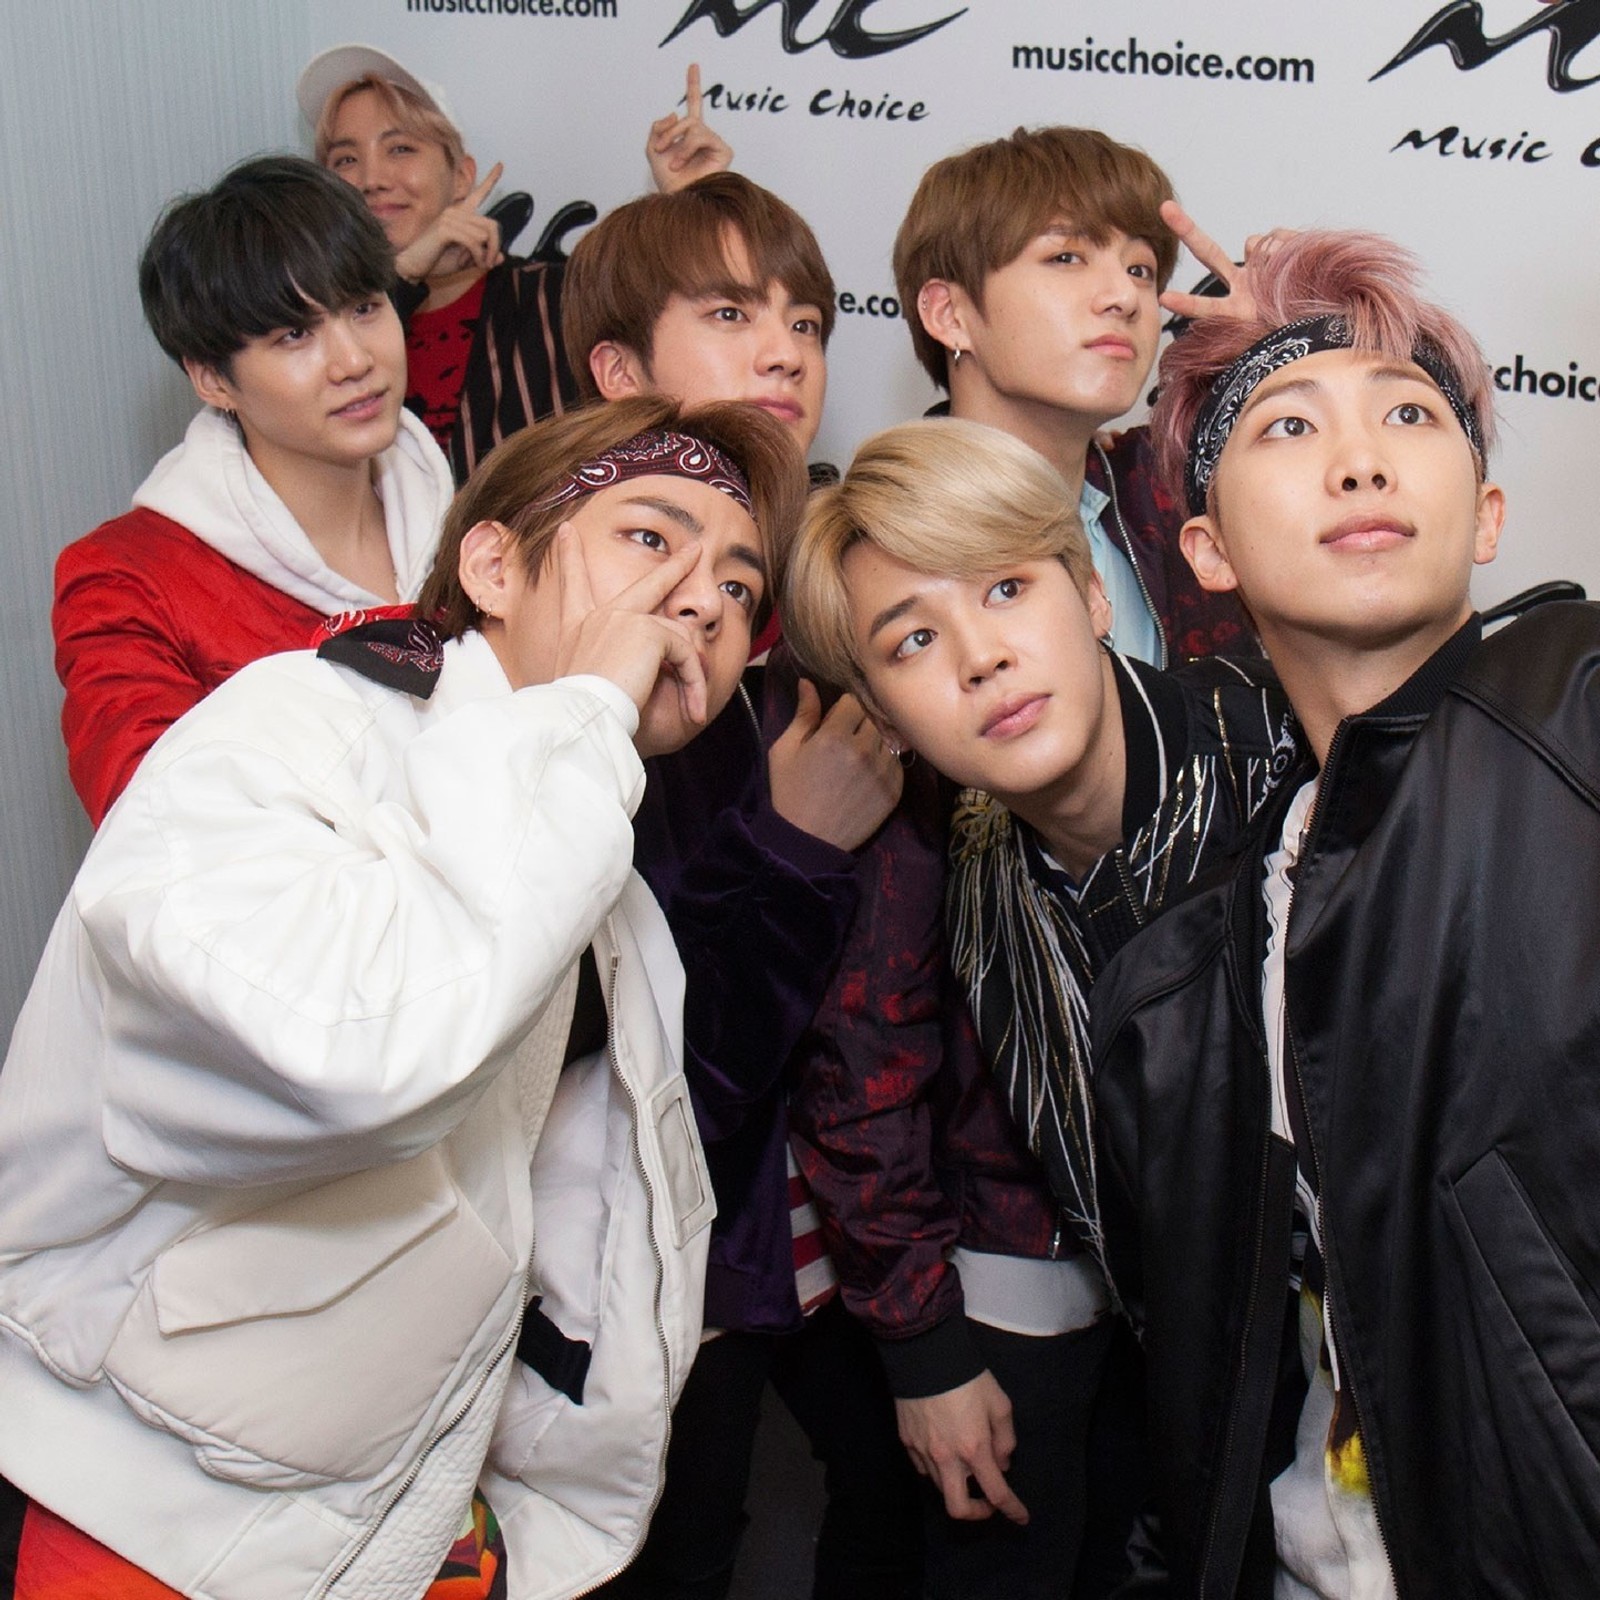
[687,61,703,120]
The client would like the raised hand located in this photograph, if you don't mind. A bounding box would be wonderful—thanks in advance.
[647,64,734,194]
[551,526,708,735]
[767,681,903,851]
[394,161,506,284]
[1158,199,1297,326]
[895,1372,1030,1525]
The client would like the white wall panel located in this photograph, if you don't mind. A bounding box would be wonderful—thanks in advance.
[0,0,310,1032]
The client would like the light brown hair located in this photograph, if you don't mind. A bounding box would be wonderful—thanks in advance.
[562,173,836,397]
[893,126,1177,389]
[420,396,807,638]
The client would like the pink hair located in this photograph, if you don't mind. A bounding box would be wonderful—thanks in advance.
[1151,230,1497,508]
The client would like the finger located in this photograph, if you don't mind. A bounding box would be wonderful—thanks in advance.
[822,689,871,738]
[790,678,823,738]
[687,61,702,121]
[934,1460,993,1522]
[649,111,679,148]
[467,161,504,212]
[1159,198,1236,287]
[553,523,597,624]
[658,620,708,726]
[483,215,502,266]
[967,1451,1029,1526]
[1160,287,1235,322]
[613,539,704,617]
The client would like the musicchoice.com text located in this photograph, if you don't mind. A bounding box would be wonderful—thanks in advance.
[1014,38,1314,86]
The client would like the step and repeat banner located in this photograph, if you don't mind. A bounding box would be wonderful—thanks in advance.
[307,0,1600,605]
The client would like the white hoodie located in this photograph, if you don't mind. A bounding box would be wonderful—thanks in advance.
[133,406,454,612]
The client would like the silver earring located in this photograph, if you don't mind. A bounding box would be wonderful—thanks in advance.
[950,347,963,367]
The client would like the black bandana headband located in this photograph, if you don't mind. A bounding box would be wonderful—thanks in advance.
[1184,314,1485,517]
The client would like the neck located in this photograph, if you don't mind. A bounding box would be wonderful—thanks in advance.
[947,376,1099,500]
[1261,605,1473,766]
[422,262,488,313]
[241,431,399,602]
[1002,650,1127,877]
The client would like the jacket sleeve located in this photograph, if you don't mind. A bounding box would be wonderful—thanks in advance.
[661,797,861,1143]
[54,542,213,826]
[788,768,984,1398]
[75,663,645,1187]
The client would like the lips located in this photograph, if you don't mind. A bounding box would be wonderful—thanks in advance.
[331,390,388,423]
[981,692,1049,739]
[750,396,803,426]
[1320,514,1416,553]
[1085,336,1138,360]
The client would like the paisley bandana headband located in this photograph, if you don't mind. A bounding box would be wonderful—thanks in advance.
[1185,314,1485,517]
[535,427,754,518]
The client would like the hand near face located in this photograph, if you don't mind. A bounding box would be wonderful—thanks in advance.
[394,161,506,284]
[647,64,734,195]
[895,1371,1030,1525]
[766,680,903,851]
[1158,199,1297,326]
[550,525,709,739]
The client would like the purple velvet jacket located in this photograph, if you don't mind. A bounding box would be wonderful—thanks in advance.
[632,660,863,1335]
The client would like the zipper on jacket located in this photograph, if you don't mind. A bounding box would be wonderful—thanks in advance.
[574,953,677,1597]
[1094,438,1167,671]
[317,1269,528,1597]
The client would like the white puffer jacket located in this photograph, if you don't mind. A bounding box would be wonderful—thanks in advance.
[0,632,712,1599]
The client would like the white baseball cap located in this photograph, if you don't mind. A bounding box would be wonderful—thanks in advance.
[296,43,456,130]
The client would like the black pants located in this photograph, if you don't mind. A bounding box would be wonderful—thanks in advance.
[922,1316,1123,1600]
[594,1297,922,1600]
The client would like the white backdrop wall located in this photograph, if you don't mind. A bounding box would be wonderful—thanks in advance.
[5,0,1597,1028]
[311,0,1600,609]
[0,0,310,1033]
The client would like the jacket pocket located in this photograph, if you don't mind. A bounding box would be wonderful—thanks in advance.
[1446,1146,1600,1536]
[647,1076,714,1248]
[105,1147,515,1489]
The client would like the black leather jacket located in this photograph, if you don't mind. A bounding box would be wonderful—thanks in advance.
[1093,603,1600,1598]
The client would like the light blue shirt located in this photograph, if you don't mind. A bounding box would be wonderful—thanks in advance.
[1080,479,1162,668]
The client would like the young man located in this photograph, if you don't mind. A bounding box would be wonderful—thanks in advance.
[893,125,1255,665]
[560,175,923,1598]
[1092,230,1600,1597]
[0,396,804,1598]
[780,417,1296,1598]
[54,156,454,824]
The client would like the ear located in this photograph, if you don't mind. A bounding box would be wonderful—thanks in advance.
[183,356,236,415]
[1084,571,1114,641]
[452,151,478,206]
[1180,514,1239,594]
[916,279,976,362]
[1472,480,1506,568]
[588,339,651,402]
[457,520,516,616]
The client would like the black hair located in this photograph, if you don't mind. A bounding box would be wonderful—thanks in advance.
[138,155,395,376]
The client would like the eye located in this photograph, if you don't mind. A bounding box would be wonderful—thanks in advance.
[351,299,384,319]
[1386,400,1433,426]
[274,326,312,347]
[892,627,935,661]
[720,579,758,613]
[627,528,670,552]
[1261,414,1314,440]
[985,576,1026,604]
[1049,249,1086,266]
[1127,260,1156,283]
[792,315,823,338]
[709,305,748,325]
[329,153,355,171]
[387,139,418,156]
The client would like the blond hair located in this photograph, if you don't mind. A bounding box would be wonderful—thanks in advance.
[314,75,467,173]
[783,418,1091,700]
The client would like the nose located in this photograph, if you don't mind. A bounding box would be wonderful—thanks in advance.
[326,314,376,383]
[756,313,805,376]
[1330,423,1392,495]
[1091,258,1137,319]
[955,617,1011,687]
[666,551,724,639]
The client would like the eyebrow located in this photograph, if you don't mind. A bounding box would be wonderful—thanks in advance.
[865,595,918,642]
[1241,362,1437,420]
[324,126,407,151]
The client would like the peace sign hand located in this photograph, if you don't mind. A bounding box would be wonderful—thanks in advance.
[394,161,507,284]
[1157,199,1297,327]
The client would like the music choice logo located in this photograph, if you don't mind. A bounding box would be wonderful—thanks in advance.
[662,0,966,59]
[1372,0,1599,92]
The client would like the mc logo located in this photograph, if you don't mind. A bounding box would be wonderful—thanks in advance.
[1372,0,1600,92]
[661,0,966,59]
